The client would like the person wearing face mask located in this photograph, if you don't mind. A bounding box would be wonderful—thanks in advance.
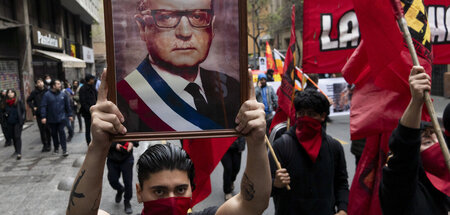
[379,66,450,215]
[65,69,271,215]
[43,74,52,90]
[27,79,52,152]
[269,89,349,215]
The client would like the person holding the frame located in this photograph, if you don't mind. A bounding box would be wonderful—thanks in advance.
[66,70,271,215]
[117,0,240,133]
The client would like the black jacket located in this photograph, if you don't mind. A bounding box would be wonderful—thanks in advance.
[117,58,240,132]
[4,100,25,125]
[0,95,6,124]
[269,127,349,215]
[107,142,139,162]
[27,87,47,118]
[380,124,450,215]
[79,84,97,117]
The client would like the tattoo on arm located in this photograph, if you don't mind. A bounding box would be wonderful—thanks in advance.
[67,170,86,212]
[90,190,101,211]
[242,173,255,201]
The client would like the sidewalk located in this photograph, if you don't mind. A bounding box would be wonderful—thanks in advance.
[0,119,159,215]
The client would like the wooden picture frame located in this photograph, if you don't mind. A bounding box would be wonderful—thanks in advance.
[104,0,248,141]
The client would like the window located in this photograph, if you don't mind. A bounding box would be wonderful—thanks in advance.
[28,0,39,27]
[82,23,91,46]
[0,0,15,20]
[39,0,56,32]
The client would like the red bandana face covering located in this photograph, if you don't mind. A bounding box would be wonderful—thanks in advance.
[142,197,191,215]
[421,143,450,196]
[295,116,322,163]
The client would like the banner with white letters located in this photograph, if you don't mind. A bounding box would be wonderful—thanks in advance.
[302,0,450,74]
[302,0,359,74]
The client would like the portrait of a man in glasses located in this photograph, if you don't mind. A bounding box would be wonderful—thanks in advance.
[116,0,240,133]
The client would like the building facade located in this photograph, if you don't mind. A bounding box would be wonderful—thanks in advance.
[0,0,99,119]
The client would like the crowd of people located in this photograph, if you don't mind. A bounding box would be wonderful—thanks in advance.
[0,74,100,159]
[63,65,449,215]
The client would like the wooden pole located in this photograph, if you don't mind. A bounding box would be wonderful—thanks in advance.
[265,135,291,190]
[273,49,332,101]
[390,0,450,172]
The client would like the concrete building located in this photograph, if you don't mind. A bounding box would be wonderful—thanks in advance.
[91,0,106,77]
[0,0,100,119]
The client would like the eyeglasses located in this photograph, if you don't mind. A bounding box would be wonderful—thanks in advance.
[149,9,213,28]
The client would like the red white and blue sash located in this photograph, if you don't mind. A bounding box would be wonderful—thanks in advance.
[117,59,223,131]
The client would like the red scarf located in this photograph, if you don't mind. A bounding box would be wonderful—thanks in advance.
[421,143,450,196]
[6,98,15,106]
[295,116,322,163]
[141,197,191,215]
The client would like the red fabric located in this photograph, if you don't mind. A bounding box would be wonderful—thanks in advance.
[142,197,191,215]
[424,0,450,64]
[117,80,174,131]
[421,143,450,196]
[302,0,357,74]
[182,137,236,206]
[444,130,450,137]
[6,99,15,106]
[270,5,297,131]
[348,133,390,215]
[295,116,322,163]
[345,0,432,214]
[265,41,276,72]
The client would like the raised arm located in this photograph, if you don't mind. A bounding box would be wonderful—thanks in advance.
[399,66,429,129]
[217,72,271,215]
[66,70,126,215]
[380,66,430,214]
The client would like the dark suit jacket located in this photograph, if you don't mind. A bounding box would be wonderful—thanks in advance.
[117,58,240,132]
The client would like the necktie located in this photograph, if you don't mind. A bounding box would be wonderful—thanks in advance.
[184,83,208,115]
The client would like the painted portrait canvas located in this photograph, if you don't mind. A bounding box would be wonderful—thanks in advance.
[104,0,248,140]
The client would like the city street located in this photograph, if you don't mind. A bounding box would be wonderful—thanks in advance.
[0,95,448,215]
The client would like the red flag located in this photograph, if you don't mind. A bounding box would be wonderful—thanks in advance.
[344,0,432,214]
[270,5,298,131]
[302,0,358,74]
[182,137,236,205]
[265,41,276,72]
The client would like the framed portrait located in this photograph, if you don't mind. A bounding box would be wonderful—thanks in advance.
[104,0,248,141]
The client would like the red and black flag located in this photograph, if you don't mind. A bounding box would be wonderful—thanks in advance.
[343,0,432,214]
[270,5,302,131]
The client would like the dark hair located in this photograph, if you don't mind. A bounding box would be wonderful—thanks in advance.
[35,78,44,84]
[137,143,195,189]
[444,103,450,132]
[50,79,61,89]
[6,89,18,104]
[85,74,95,83]
[44,74,51,79]
[306,73,319,87]
[294,90,330,116]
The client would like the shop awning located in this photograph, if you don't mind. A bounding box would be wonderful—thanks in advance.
[33,49,86,68]
[0,19,24,30]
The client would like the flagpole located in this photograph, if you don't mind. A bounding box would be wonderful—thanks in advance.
[265,135,291,190]
[390,0,450,173]
[273,49,332,101]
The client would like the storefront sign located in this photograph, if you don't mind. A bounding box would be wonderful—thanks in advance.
[82,46,94,63]
[32,28,63,50]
